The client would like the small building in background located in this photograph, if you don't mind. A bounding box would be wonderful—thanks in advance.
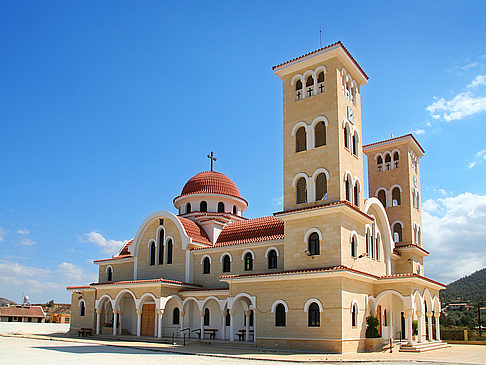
[0,305,46,323]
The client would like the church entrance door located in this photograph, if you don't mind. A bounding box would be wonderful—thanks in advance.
[141,303,155,337]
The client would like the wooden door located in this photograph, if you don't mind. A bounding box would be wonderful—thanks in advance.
[377,305,382,337]
[141,303,155,337]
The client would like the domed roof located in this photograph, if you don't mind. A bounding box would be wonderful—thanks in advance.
[176,171,244,201]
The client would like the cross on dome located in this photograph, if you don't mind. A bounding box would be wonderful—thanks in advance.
[207,151,217,171]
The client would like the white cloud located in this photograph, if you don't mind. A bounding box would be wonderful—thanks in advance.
[0,260,51,277]
[414,128,426,135]
[468,75,486,88]
[462,61,479,71]
[83,231,126,255]
[0,227,5,242]
[20,238,37,246]
[426,91,486,121]
[423,192,486,283]
[272,195,283,208]
[17,229,29,235]
[57,262,83,281]
[467,149,486,169]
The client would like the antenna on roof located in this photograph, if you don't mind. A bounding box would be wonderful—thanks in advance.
[319,27,322,48]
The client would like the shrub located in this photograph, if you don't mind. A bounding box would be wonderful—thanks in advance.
[366,315,380,338]
[412,319,419,336]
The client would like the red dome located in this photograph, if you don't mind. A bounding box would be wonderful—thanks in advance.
[177,171,243,200]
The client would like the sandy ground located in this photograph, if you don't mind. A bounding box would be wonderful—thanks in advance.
[1,335,485,364]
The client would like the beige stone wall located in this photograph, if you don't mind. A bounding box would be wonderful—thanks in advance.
[98,261,134,283]
[69,290,96,331]
[192,242,284,288]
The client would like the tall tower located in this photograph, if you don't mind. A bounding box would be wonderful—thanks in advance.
[273,42,368,212]
[363,134,427,275]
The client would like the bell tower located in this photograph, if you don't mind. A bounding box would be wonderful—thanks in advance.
[273,42,368,212]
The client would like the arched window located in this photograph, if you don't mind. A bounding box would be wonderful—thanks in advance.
[186,202,191,214]
[222,255,231,273]
[351,303,358,327]
[166,239,173,264]
[244,252,253,271]
[393,151,400,168]
[416,191,420,211]
[275,303,286,326]
[315,173,327,201]
[384,309,388,327]
[377,156,383,171]
[107,266,113,282]
[295,126,307,152]
[392,187,401,206]
[375,234,380,261]
[200,201,207,212]
[306,75,314,97]
[232,205,237,215]
[149,241,155,266]
[79,300,85,317]
[353,183,359,207]
[345,176,351,202]
[352,133,358,156]
[204,308,210,326]
[172,307,180,325]
[203,257,210,274]
[393,223,403,243]
[296,177,307,204]
[365,230,370,256]
[351,236,357,258]
[217,202,225,213]
[384,154,392,170]
[377,189,387,207]
[317,71,325,94]
[295,79,303,100]
[344,125,350,149]
[308,302,320,327]
[308,232,320,256]
[267,249,277,269]
[418,228,421,245]
[315,121,326,147]
[158,229,164,265]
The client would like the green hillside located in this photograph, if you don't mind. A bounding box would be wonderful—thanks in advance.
[440,267,486,305]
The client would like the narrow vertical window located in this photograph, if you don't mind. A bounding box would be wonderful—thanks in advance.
[200,201,207,212]
[267,250,277,269]
[317,71,325,94]
[149,241,156,266]
[375,235,380,260]
[393,223,402,243]
[172,307,180,325]
[365,230,370,256]
[385,154,392,170]
[306,75,314,97]
[352,304,358,327]
[79,301,85,317]
[352,133,358,156]
[296,126,307,152]
[314,121,326,147]
[107,267,113,282]
[344,125,350,149]
[308,232,320,256]
[378,189,387,207]
[393,151,400,168]
[222,255,231,273]
[186,202,191,213]
[158,229,164,265]
[203,257,210,274]
[232,205,237,215]
[296,177,307,204]
[166,239,173,264]
[308,303,320,327]
[275,304,286,326]
[244,252,253,271]
[351,236,357,258]
[392,187,401,206]
[204,308,210,326]
[295,79,303,100]
[354,183,359,207]
[315,173,328,201]
[217,202,225,213]
[377,156,383,171]
[345,176,351,202]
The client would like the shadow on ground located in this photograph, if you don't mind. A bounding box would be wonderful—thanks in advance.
[33,345,178,355]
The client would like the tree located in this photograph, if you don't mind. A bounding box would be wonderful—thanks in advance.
[366,316,380,338]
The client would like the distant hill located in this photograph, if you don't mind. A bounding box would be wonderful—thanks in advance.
[0,297,16,306]
[441,267,486,305]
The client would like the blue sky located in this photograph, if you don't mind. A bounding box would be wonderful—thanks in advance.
[1,1,486,303]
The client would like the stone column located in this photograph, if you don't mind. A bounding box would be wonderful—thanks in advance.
[426,312,433,341]
[244,310,250,342]
[416,311,423,343]
[405,309,413,344]
[434,313,441,341]
[112,310,118,336]
[157,309,164,339]
[154,308,158,338]
[199,310,205,340]
[221,311,227,340]
[229,309,235,342]
[95,309,101,334]
[118,311,123,335]
[136,309,142,337]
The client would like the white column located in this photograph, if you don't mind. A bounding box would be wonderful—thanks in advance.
[417,311,423,343]
[96,309,100,334]
[180,310,185,335]
[405,309,413,344]
[229,309,234,342]
[244,310,250,342]
[112,310,118,336]
[434,313,441,341]
[199,310,205,340]
[154,308,158,338]
[221,311,226,340]
[157,309,163,339]
[253,309,256,343]
[118,311,123,335]
[136,309,142,337]
[427,312,433,341]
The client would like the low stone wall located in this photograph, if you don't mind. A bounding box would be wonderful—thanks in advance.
[0,322,70,335]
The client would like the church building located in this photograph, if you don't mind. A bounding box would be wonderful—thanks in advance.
[67,41,446,353]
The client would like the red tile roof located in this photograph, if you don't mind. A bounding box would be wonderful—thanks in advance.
[395,244,430,255]
[66,285,92,290]
[119,239,134,256]
[90,278,201,287]
[272,41,369,80]
[0,306,45,317]
[363,133,425,154]
[177,216,212,245]
[179,287,229,292]
[174,171,247,204]
[380,273,445,287]
[274,200,374,221]
[193,216,284,250]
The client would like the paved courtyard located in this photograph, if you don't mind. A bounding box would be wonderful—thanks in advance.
[1,335,485,364]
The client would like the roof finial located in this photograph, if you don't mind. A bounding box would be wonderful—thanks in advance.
[207,151,217,171]
[319,27,322,48]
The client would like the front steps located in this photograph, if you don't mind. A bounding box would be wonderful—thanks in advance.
[399,340,450,352]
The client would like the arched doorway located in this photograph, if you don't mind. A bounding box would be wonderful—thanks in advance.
[230,294,255,342]
[139,293,157,337]
[114,290,138,336]
[372,290,408,341]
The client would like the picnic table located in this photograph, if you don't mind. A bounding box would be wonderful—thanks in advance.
[78,328,93,337]
[204,328,218,340]
[236,329,254,341]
